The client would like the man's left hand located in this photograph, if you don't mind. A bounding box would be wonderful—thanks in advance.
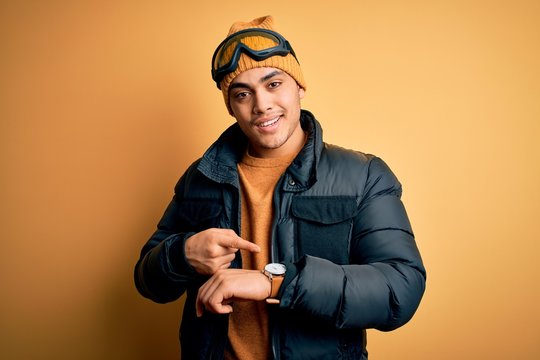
[195,269,271,317]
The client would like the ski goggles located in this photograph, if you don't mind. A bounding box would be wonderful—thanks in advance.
[211,28,298,89]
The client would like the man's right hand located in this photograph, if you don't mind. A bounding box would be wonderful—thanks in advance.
[185,228,260,275]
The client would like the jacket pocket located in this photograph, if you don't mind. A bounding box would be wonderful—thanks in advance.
[177,199,223,232]
[291,196,357,264]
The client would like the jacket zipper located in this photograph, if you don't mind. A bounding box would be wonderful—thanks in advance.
[269,175,286,359]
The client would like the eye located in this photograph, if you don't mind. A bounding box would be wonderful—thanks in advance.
[233,91,250,101]
[268,81,281,89]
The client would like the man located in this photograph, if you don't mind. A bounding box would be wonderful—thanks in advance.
[134,15,426,359]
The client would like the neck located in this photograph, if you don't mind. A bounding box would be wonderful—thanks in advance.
[248,123,307,159]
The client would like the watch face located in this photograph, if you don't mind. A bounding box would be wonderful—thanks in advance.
[265,263,286,275]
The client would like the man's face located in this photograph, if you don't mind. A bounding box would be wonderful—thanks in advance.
[228,67,305,158]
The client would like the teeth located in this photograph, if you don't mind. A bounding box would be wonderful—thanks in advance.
[260,116,280,127]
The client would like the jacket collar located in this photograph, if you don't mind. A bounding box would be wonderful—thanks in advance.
[197,109,322,190]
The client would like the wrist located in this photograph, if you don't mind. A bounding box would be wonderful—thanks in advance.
[260,271,272,298]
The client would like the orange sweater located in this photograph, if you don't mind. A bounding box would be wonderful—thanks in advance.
[224,151,297,360]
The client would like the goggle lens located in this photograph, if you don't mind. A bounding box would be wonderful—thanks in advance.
[213,30,282,70]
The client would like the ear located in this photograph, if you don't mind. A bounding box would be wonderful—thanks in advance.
[298,86,305,99]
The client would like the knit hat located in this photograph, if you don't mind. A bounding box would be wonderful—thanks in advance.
[215,16,306,114]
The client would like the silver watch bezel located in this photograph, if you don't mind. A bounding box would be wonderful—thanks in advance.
[264,263,286,276]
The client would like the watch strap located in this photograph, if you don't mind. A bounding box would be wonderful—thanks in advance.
[270,274,284,298]
[262,269,284,304]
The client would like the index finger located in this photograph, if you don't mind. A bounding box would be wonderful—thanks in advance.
[224,236,260,253]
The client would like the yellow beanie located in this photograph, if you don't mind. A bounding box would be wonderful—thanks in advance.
[217,15,306,114]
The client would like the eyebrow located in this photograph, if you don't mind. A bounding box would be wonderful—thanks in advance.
[229,70,284,91]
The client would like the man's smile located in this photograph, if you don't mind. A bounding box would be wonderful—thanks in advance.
[255,115,281,129]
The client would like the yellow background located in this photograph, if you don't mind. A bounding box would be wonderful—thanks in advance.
[1,0,539,359]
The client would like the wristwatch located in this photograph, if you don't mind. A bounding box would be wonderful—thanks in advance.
[262,263,286,304]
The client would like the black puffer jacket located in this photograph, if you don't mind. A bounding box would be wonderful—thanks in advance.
[135,110,426,359]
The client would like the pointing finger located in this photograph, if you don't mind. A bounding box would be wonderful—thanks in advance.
[225,237,260,253]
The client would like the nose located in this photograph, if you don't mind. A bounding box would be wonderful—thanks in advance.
[252,90,272,114]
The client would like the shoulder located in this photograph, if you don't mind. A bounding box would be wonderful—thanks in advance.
[319,143,377,179]
[172,158,205,195]
[317,143,401,197]
[322,143,397,176]
[322,143,372,164]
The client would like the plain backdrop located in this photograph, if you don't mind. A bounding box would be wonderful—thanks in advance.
[1,0,539,359]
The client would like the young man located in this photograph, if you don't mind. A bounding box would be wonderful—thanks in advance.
[134,15,426,359]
